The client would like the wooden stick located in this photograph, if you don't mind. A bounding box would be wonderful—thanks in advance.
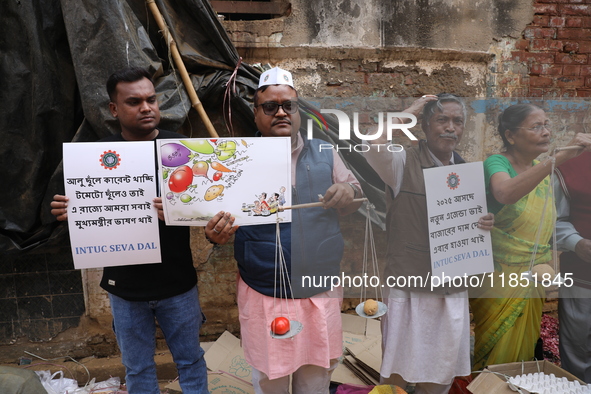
[554,145,584,152]
[146,0,219,138]
[280,198,368,210]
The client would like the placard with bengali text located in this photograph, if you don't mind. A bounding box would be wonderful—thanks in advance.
[423,161,494,282]
[63,141,161,269]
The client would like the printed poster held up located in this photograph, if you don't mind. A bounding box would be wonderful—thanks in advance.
[63,142,161,269]
[423,162,494,282]
[157,137,291,226]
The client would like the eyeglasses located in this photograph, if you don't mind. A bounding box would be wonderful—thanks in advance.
[518,122,551,132]
[256,100,299,116]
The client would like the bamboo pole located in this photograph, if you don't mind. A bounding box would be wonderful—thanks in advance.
[146,0,219,138]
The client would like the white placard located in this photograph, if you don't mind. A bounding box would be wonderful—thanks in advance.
[157,137,291,226]
[63,141,161,269]
[423,162,494,282]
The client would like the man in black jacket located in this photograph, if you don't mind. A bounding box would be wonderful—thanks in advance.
[51,67,208,394]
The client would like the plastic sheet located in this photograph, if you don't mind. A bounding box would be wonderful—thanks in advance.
[35,370,79,394]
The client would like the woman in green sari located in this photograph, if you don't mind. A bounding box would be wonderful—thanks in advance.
[471,104,591,370]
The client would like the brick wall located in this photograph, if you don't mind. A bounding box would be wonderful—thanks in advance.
[491,0,591,97]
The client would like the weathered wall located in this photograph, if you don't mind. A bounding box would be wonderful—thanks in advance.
[480,0,591,161]
[225,0,590,163]
[191,228,241,340]
[220,0,530,168]
[487,0,591,98]
[225,0,532,50]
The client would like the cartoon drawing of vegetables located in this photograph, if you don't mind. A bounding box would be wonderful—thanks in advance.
[180,139,214,154]
[161,143,191,166]
[192,161,209,179]
[215,140,236,161]
[211,161,234,172]
[168,165,193,193]
[204,185,224,201]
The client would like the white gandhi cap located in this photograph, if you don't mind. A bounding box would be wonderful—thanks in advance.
[258,67,294,88]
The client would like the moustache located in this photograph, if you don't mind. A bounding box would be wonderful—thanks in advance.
[439,134,458,140]
[272,118,292,126]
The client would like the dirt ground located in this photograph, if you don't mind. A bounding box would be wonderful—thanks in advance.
[0,343,213,393]
[1,300,559,392]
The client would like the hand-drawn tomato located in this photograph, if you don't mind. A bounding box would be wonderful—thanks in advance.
[168,165,193,193]
[213,171,222,181]
[271,317,290,335]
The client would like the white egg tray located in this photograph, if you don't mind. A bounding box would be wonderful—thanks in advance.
[508,372,590,393]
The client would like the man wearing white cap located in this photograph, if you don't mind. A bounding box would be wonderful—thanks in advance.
[207,67,362,393]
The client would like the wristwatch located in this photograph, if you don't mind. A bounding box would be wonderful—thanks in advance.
[347,182,361,199]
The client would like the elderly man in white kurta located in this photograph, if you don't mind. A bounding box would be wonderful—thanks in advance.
[364,94,494,394]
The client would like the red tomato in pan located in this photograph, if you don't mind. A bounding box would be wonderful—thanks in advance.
[271,317,290,335]
[168,165,193,193]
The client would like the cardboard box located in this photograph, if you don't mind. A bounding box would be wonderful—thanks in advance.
[342,313,381,338]
[204,331,253,383]
[341,313,382,384]
[345,336,382,381]
[331,360,367,386]
[467,360,585,394]
[342,313,381,347]
[343,355,379,385]
[165,372,255,393]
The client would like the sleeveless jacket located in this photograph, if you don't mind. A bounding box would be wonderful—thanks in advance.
[556,152,591,289]
[234,137,344,298]
[385,140,465,294]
